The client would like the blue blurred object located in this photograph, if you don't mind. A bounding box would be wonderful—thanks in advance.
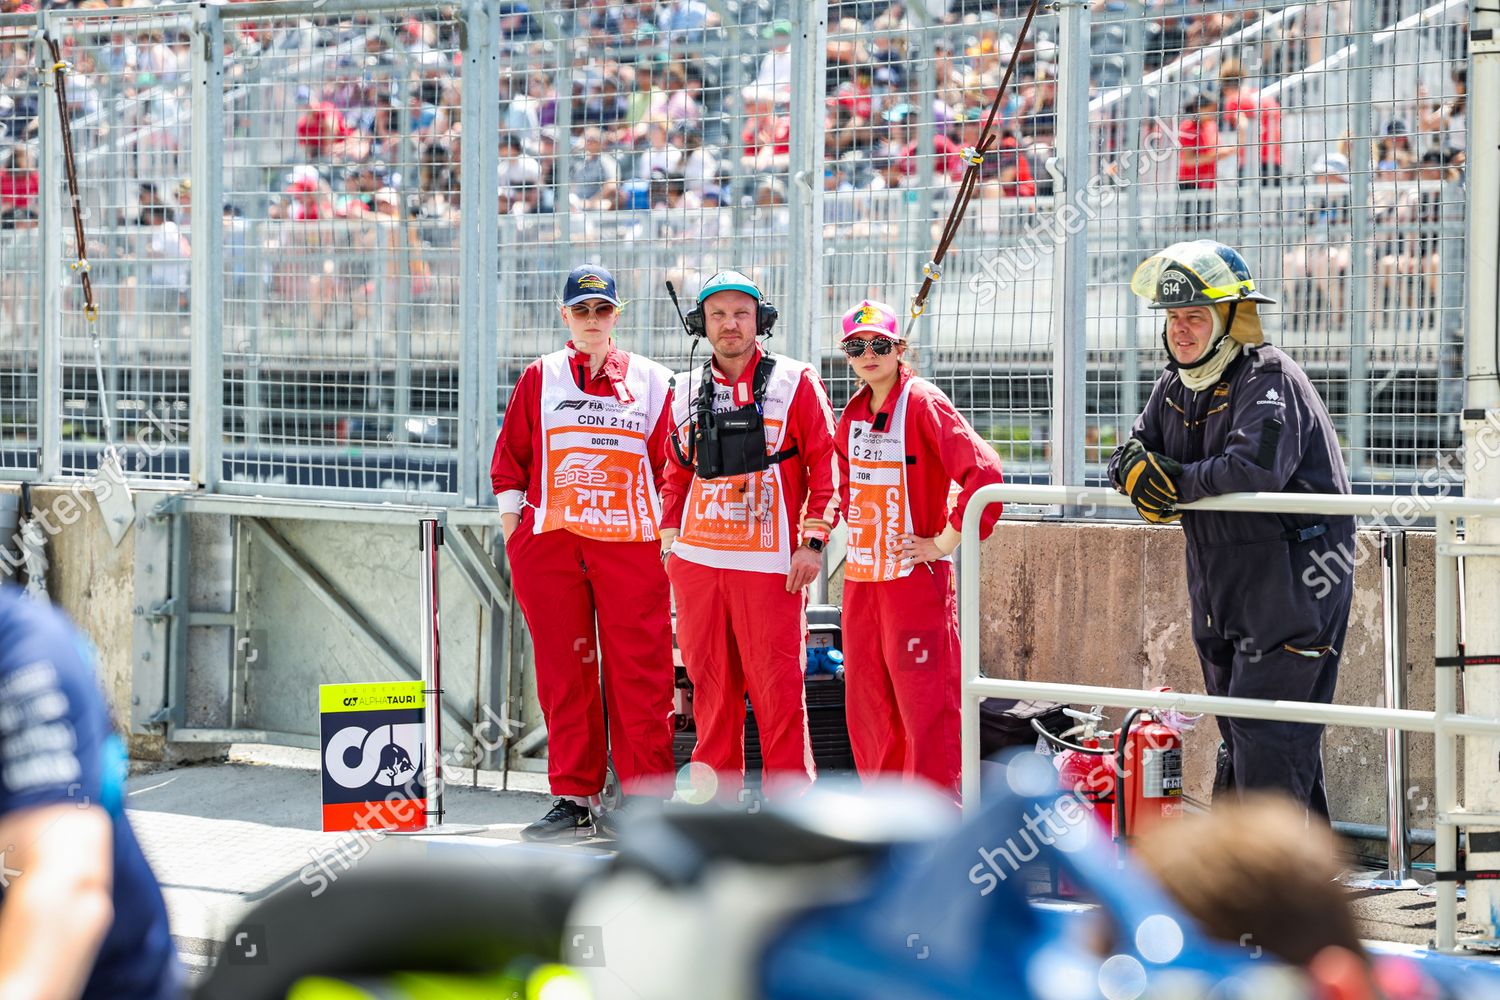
[759,752,1309,1000]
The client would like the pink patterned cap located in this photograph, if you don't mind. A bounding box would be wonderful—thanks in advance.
[840,299,900,342]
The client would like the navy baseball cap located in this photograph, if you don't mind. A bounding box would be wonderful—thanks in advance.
[561,264,621,307]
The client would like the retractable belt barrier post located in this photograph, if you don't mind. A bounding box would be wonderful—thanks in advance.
[1376,530,1415,886]
[958,484,1500,952]
[419,518,444,830]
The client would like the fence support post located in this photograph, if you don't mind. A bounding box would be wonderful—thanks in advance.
[419,517,444,828]
[1050,0,1090,491]
[786,0,828,367]
[36,17,62,482]
[1345,0,1376,486]
[189,1,225,490]
[1458,0,1500,944]
[459,0,499,507]
[1375,530,1413,885]
[1434,513,1459,950]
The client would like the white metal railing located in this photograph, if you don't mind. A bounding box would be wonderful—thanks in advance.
[958,483,1500,952]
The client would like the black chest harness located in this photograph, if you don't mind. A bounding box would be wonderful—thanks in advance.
[678,353,799,480]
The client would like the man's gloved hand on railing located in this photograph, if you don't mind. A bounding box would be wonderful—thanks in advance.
[1116,439,1183,524]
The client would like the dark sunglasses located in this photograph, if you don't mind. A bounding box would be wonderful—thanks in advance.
[567,302,618,319]
[842,337,897,358]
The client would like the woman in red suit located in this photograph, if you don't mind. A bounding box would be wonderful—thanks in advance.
[834,299,1005,802]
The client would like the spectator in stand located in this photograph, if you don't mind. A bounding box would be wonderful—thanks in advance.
[295,89,354,160]
[1283,210,1351,330]
[0,144,38,227]
[676,126,721,199]
[174,178,192,229]
[497,2,540,42]
[657,64,703,132]
[498,132,542,211]
[97,27,138,76]
[876,103,918,182]
[504,71,549,142]
[869,4,911,89]
[749,178,790,235]
[1176,88,1230,234]
[945,107,1035,197]
[834,65,876,124]
[925,110,968,181]
[336,163,378,217]
[1015,67,1058,145]
[932,37,978,117]
[286,166,334,221]
[578,74,628,132]
[535,127,558,196]
[1418,65,1466,154]
[624,59,664,141]
[746,19,793,109]
[571,127,622,211]
[657,0,718,42]
[742,104,792,174]
[995,134,1036,198]
[1217,57,1282,186]
[139,200,190,319]
[633,121,682,182]
[1377,120,1419,174]
[1184,11,1235,53]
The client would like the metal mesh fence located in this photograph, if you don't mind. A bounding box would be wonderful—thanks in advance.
[1084,0,1469,492]
[0,21,41,475]
[3,0,1478,501]
[52,8,195,480]
[492,3,811,423]
[218,5,464,494]
[820,8,1061,476]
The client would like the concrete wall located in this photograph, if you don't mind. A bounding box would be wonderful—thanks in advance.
[1,484,139,731]
[974,520,1437,830]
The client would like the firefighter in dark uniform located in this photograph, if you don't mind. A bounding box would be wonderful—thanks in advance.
[1107,240,1355,816]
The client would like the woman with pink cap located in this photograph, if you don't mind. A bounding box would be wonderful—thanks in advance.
[834,299,1005,801]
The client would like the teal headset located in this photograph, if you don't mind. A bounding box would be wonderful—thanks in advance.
[684,270,779,339]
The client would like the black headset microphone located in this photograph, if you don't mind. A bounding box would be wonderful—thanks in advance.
[665,280,703,470]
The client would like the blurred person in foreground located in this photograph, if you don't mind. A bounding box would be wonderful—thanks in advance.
[0,588,178,999]
[1107,240,1354,816]
[1135,794,1446,1000]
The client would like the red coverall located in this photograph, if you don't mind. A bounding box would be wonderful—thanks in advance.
[660,345,840,799]
[491,344,677,799]
[835,367,1004,799]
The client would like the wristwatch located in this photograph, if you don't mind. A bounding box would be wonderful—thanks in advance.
[803,537,826,554]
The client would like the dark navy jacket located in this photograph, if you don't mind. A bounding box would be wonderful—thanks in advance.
[0,589,178,999]
[1108,344,1355,646]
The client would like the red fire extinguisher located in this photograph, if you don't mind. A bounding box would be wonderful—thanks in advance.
[1045,708,1116,837]
[1036,701,1184,845]
[1115,706,1184,842]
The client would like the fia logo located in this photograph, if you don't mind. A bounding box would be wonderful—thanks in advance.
[325,723,424,790]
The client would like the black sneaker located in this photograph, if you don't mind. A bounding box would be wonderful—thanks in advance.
[521,798,595,842]
[592,796,660,839]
